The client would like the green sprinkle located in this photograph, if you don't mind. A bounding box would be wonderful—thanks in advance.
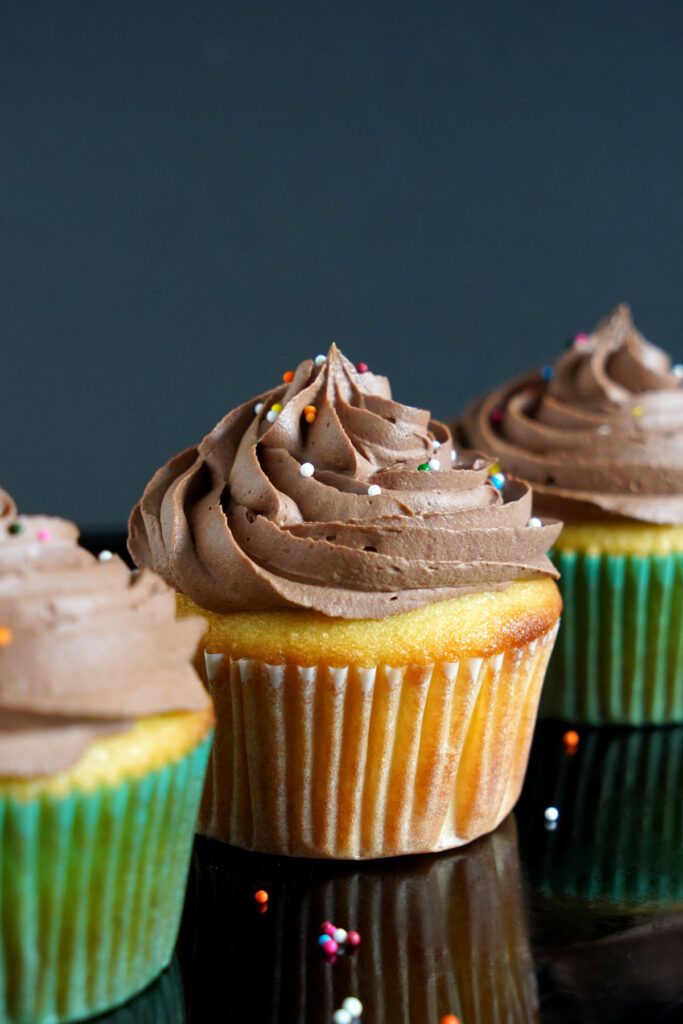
[418,463,431,471]
[8,523,21,535]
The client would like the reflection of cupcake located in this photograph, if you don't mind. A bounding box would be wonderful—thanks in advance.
[0,491,213,1024]
[459,305,683,724]
[180,817,539,1023]
[537,913,683,1024]
[94,959,185,1024]
[130,345,561,858]
[517,722,683,909]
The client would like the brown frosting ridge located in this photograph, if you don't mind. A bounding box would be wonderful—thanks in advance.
[459,305,683,524]
[129,345,560,618]
[0,497,209,777]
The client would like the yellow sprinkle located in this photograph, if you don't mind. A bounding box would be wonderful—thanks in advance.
[271,403,283,413]
[632,406,644,417]
[0,626,12,647]
[489,461,501,476]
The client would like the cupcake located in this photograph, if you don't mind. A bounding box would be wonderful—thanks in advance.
[129,344,561,858]
[459,305,683,725]
[180,816,540,1023]
[0,489,213,1024]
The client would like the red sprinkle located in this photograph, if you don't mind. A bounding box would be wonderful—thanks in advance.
[490,408,504,424]
[321,921,336,937]
[356,362,369,374]
[346,930,361,947]
[321,938,338,954]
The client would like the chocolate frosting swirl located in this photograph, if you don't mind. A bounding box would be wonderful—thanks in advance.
[0,497,210,777]
[129,345,560,618]
[459,305,683,524]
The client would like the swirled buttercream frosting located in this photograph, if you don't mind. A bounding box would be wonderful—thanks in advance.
[0,492,209,777]
[459,305,683,524]
[128,345,560,618]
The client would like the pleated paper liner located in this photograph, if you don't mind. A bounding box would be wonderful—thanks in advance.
[542,549,683,725]
[91,958,185,1024]
[179,815,539,1024]
[0,735,211,1024]
[517,722,683,909]
[197,624,558,858]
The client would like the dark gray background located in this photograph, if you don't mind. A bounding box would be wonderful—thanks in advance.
[2,1,683,528]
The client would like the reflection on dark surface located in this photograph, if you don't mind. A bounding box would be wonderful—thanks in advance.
[78,540,683,1023]
[89,959,184,1023]
[178,817,538,1024]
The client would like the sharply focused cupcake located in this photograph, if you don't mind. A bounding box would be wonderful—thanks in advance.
[459,305,683,725]
[129,344,561,858]
[0,489,213,1024]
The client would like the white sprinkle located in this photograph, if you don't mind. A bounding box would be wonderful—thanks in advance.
[300,462,315,477]
[673,363,683,378]
[450,450,457,462]
[432,439,441,451]
[544,806,559,823]
[333,1011,352,1024]
[333,927,348,944]
[98,550,114,562]
[427,458,441,471]
[597,424,611,435]
[254,402,264,414]
[266,409,278,423]
[342,997,363,1017]
[527,517,543,529]
[367,484,382,496]
[314,354,326,366]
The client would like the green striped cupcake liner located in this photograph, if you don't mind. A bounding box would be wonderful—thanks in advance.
[542,549,683,724]
[517,723,683,908]
[93,957,185,1024]
[0,734,211,1024]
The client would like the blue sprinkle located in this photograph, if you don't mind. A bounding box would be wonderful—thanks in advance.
[318,934,331,947]
[490,473,506,490]
[540,365,554,380]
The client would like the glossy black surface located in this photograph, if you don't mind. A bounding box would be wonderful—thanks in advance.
[81,536,683,1023]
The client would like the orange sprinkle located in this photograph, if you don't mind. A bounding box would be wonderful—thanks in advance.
[0,626,13,647]
[563,729,580,752]
[440,1016,461,1024]
[254,889,269,904]
[304,404,317,424]
[283,370,295,383]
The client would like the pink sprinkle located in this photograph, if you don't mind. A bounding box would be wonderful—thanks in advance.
[356,362,369,374]
[321,938,338,954]
[346,930,361,947]
[321,921,336,937]
[490,408,504,424]
[574,333,590,347]
[37,529,52,542]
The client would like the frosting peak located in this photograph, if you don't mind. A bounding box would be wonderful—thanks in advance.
[129,345,560,618]
[0,495,209,777]
[459,306,683,524]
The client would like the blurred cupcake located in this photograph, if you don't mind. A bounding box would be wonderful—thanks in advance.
[516,722,683,910]
[179,816,539,1023]
[0,490,213,1024]
[129,344,561,858]
[459,305,683,725]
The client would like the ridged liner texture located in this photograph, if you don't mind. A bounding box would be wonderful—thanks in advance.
[0,736,211,1024]
[180,816,539,1023]
[543,550,683,724]
[197,626,558,858]
[94,959,185,1024]
[517,724,683,908]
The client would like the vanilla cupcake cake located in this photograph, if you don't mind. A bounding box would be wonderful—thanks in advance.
[0,489,213,1023]
[460,305,683,724]
[129,345,561,858]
